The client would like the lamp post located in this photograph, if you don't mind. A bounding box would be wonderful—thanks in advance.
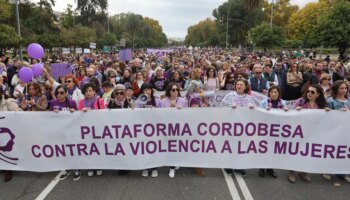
[107,0,110,33]
[225,1,230,48]
[270,0,274,29]
[15,0,22,60]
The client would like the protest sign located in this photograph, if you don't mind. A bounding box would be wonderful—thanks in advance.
[119,49,132,62]
[50,63,73,80]
[0,108,349,173]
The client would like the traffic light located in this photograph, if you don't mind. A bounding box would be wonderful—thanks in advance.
[219,17,224,25]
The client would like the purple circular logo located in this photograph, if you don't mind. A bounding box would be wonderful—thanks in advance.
[0,117,19,165]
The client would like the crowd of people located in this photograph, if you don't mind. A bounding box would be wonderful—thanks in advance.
[0,48,350,186]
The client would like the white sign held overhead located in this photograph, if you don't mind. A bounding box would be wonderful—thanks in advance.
[89,43,96,49]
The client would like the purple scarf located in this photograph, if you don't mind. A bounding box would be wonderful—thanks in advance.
[268,98,284,109]
[84,96,98,109]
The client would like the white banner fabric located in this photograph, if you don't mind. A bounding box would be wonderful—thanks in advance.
[0,108,349,173]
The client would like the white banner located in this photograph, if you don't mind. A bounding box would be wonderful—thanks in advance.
[0,108,349,173]
[62,48,70,54]
[89,42,96,49]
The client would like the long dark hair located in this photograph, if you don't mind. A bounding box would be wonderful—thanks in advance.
[165,82,181,98]
[302,84,328,109]
[140,83,156,106]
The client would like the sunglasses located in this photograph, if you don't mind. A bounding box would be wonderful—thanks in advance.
[115,92,125,96]
[171,88,178,92]
[307,90,316,94]
[65,80,73,83]
[56,91,65,95]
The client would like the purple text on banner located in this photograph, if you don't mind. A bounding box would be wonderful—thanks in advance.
[50,63,73,80]
[119,49,132,62]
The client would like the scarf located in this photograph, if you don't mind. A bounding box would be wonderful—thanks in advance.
[67,86,77,99]
[84,96,98,109]
[268,98,284,109]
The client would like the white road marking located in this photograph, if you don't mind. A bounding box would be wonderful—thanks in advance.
[35,170,64,200]
[222,169,242,200]
[234,172,254,200]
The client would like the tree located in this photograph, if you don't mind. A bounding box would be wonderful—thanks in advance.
[125,13,143,49]
[60,4,75,29]
[212,0,264,47]
[185,18,218,46]
[0,24,20,48]
[76,0,107,26]
[314,1,350,60]
[249,22,285,51]
[287,1,329,46]
[244,0,262,10]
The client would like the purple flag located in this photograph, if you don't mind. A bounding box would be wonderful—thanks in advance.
[119,49,132,62]
[50,63,73,80]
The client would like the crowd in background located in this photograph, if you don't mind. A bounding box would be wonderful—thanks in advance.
[1,47,350,185]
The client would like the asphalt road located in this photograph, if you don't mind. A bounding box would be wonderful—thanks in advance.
[1,168,350,200]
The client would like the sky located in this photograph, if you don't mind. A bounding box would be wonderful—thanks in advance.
[32,0,318,38]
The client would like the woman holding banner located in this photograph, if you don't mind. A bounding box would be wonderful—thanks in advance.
[186,80,210,177]
[159,83,188,178]
[289,84,329,184]
[258,85,288,178]
[78,83,105,178]
[107,84,134,176]
[50,85,78,181]
[220,78,255,177]
[136,83,161,178]
[324,80,350,186]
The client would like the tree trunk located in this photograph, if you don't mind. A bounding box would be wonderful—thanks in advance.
[338,45,347,61]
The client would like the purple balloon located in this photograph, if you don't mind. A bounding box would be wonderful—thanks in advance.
[27,43,45,59]
[32,63,43,76]
[18,67,33,83]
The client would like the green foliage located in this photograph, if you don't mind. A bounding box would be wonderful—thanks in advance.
[61,4,75,29]
[185,18,218,46]
[0,24,20,48]
[212,0,264,47]
[249,22,285,51]
[314,0,350,60]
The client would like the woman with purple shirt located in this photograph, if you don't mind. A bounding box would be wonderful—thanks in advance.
[288,84,329,184]
[50,85,78,112]
[51,85,79,181]
[159,83,188,178]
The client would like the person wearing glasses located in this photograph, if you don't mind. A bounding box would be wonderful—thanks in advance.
[107,84,134,176]
[50,85,78,181]
[220,78,255,177]
[50,85,77,112]
[159,83,188,178]
[248,64,270,95]
[289,84,329,184]
[43,69,84,106]
[319,73,332,97]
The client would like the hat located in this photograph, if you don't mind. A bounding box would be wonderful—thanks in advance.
[115,84,126,90]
